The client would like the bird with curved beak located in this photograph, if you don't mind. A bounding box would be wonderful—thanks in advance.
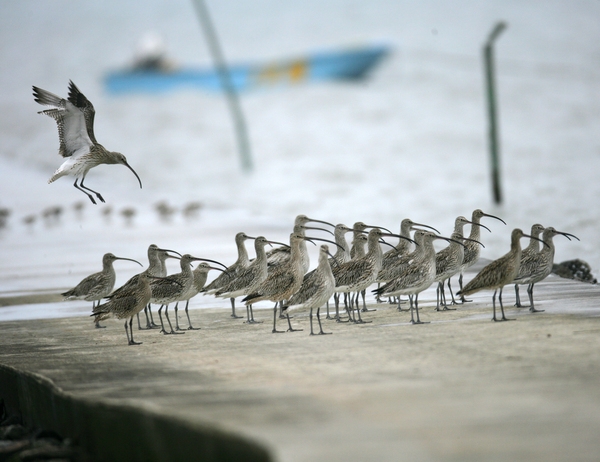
[214,236,289,324]
[62,253,143,317]
[33,81,142,204]
[282,245,338,335]
[374,231,462,324]
[151,254,226,335]
[513,227,579,313]
[458,209,506,302]
[334,228,416,323]
[242,233,340,333]
[457,228,547,322]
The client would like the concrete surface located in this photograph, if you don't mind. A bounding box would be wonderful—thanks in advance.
[1,271,600,461]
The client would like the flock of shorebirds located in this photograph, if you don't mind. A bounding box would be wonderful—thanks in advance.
[32,82,579,345]
[60,212,578,345]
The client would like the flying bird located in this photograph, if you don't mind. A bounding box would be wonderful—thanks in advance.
[32,80,142,204]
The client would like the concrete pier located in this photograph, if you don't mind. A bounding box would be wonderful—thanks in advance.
[1,271,599,461]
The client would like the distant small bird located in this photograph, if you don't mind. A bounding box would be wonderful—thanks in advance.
[32,80,142,204]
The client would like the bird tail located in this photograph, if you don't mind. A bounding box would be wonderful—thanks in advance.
[61,289,76,298]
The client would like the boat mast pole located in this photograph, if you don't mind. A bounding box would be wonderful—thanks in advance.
[192,0,253,173]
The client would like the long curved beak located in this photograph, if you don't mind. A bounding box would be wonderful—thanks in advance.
[381,232,418,246]
[378,239,397,249]
[124,161,143,189]
[158,247,183,258]
[268,240,291,248]
[459,236,485,248]
[469,222,492,233]
[557,230,580,241]
[190,257,228,270]
[523,233,550,248]
[436,235,465,247]
[481,212,506,225]
[363,224,393,234]
[304,236,345,251]
[201,265,228,274]
[114,256,143,267]
[302,225,335,236]
[306,217,335,228]
[411,222,440,234]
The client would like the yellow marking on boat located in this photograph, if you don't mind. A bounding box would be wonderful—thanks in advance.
[289,60,307,82]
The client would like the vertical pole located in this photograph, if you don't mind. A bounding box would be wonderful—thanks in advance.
[483,22,507,205]
[192,0,253,173]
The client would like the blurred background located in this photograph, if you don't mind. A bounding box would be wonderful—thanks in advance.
[1,0,599,318]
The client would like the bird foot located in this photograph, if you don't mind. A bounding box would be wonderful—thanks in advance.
[160,329,171,335]
[361,308,376,312]
[335,317,350,323]
[436,306,456,311]
[245,320,263,324]
[287,328,303,332]
[96,193,105,203]
[230,314,244,319]
[94,323,106,329]
[410,320,430,325]
[529,308,545,313]
[170,330,185,335]
[272,329,286,334]
[128,340,142,345]
[311,331,332,336]
[492,318,516,322]
[187,326,201,330]
[460,297,472,303]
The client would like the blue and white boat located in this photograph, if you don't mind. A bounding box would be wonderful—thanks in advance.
[104,44,390,94]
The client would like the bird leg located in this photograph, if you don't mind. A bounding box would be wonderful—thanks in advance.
[353,292,371,324]
[360,288,375,312]
[73,178,97,204]
[230,297,243,318]
[447,278,458,305]
[174,302,182,330]
[164,304,185,334]
[92,301,106,328]
[278,301,287,319]
[147,304,159,328]
[514,284,523,307]
[527,283,544,313]
[127,318,142,345]
[325,300,331,319]
[286,312,302,332]
[316,307,331,334]
[498,288,515,321]
[458,273,472,303]
[272,305,285,333]
[78,176,105,204]
[158,305,170,334]
[436,281,455,311]
[410,294,429,324]
[248,304,262,324]
[335,293,350,322]
[184,299,201,330]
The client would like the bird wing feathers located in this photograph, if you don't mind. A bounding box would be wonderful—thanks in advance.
[33,85,93,158]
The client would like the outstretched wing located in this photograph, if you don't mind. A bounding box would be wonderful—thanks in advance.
[67,80,97,143]
[33,85,93,158]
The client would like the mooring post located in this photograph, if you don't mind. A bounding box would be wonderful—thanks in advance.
[192,0,253,173]
[483,21,507,205]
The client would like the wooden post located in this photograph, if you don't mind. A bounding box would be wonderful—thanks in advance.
[192,0,253,173]
[483,22,507,204]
